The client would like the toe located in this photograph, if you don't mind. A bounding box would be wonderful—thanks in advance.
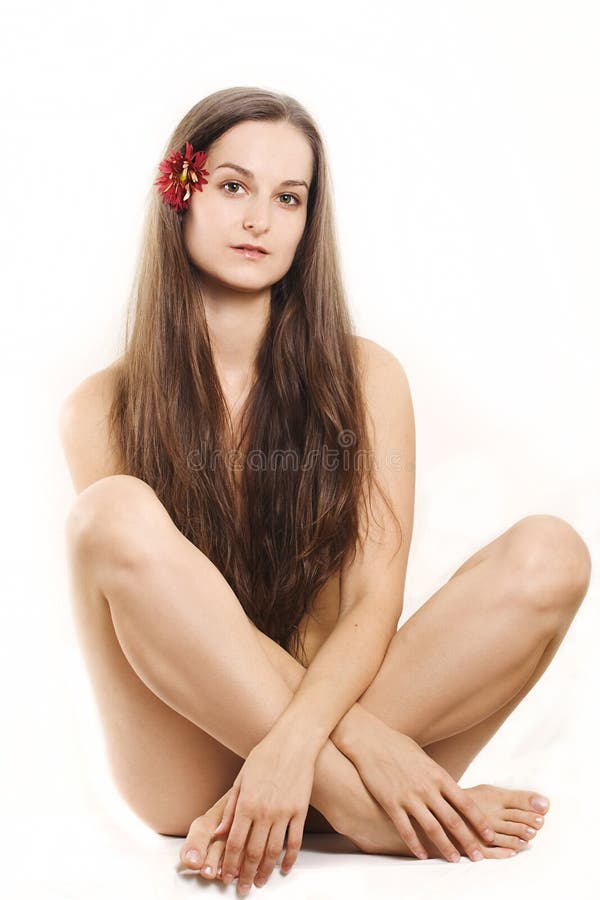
[528,793,550,814]
[497,819,538,842]
[508,790,550,815]
[492,832,530,853]
[200,857,217,880]
[503,808,545,830]
[180,815,217,870]
[480,844,517,859]
[206,841,226,880]
[199,864,215,880]
[180,846,205,870]
[200,840,226,880]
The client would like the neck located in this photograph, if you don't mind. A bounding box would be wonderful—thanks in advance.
[200,282,271,389]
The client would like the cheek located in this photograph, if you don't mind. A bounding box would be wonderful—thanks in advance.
[287,218,307,253]
[184,204,226,253]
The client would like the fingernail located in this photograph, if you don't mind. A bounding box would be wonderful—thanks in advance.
[531,795,549,812]
[184,850,202,865]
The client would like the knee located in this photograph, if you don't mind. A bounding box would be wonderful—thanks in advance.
[505,514,592,613]
[65,474,162,569]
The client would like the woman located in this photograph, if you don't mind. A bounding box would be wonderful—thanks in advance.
[59,86,591,894]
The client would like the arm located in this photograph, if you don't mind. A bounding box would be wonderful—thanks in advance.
[273,338,416,751]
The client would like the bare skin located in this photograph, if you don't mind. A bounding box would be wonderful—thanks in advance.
[59,115,591,892]
[63,474,591,889]
[178,781,549,883]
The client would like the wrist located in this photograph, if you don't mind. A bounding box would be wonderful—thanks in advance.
[268,713,328,759]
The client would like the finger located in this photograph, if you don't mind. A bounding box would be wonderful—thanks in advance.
[237,820,272,896]
[443,781,495,843]
[214,784,239,837]
[280,812,306,875]
[413,804,462,863]
[254,820,287,887]
[387,806,429,860]
[221,808,253,886]
[428,795,486,862]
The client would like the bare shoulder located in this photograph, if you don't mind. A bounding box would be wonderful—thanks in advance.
[58,359,124,494]
[352,335,412,406]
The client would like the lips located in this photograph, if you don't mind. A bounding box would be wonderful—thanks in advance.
[233,244,268,254]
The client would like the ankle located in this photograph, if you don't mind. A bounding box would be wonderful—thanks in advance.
[311,739,370,839]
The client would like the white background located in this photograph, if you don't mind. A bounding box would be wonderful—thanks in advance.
[1,0,598,897]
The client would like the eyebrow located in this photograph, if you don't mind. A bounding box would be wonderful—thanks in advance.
[214,162,309,191]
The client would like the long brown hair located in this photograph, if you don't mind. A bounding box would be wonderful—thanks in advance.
[109,86,401,664]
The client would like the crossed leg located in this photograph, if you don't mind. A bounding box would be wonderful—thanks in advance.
[247,518,590,836]
[64,475,591,863]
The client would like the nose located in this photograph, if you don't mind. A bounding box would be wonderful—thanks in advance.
[243,194,271,234]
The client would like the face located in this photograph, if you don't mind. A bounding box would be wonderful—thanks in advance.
[182,120,313,292]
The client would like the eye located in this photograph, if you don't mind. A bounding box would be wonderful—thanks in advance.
[221,182,300,207]
[222,181,245,196]
[279,193,300,207]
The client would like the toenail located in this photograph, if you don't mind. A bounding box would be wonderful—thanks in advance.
[202,866,212,875]
[526,827,535,837]
[184,850,201,865]
[471,849,483,861]
[484,828,494,841]
[531,795,549,812]
[534,816,543,826]
[518,839,527,846]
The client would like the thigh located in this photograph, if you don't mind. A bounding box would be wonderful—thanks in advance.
[66,475,339,837]
[69,535,336,837]
[66,482,246,837]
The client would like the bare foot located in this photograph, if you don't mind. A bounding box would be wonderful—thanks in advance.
[177,781,551,885]
[345,782,550,862]
[459,783,549,853]
[178,787,238,882]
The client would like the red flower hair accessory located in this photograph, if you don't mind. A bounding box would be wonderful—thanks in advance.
[154,140,210,212]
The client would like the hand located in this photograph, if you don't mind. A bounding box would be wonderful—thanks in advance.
[346,716,496,861]
[212,726,317,892]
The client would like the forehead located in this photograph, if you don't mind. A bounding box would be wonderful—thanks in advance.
[207,120,313,184]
